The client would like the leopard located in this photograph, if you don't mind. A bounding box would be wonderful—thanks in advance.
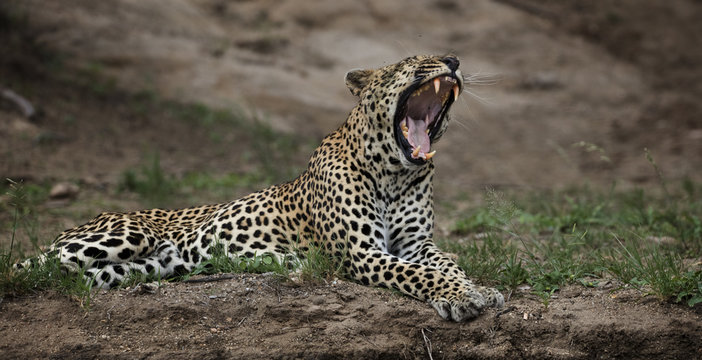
[17,55,504,321]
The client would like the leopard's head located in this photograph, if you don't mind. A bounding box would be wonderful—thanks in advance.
[345,55,463,169]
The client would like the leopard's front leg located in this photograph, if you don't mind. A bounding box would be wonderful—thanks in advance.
[386,176,504,310]
[316,209,502,320]
[346,246,495,322]
[394,239,505,310]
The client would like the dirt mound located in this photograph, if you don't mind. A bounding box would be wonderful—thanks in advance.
[2,274,700,359]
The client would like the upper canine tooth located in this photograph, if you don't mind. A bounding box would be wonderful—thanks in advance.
[452,84,460,101]
[433,78,441,94]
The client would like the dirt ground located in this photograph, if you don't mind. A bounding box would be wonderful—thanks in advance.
[1,0,701,359]
[2,274,701,360]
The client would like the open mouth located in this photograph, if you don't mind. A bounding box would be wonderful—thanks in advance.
[394,75,460,164]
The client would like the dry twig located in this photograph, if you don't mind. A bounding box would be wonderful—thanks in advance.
[421,328,433,360]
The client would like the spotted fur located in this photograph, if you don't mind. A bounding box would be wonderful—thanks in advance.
[18,55,503,321]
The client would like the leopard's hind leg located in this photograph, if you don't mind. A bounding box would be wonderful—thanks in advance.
[85,241,192,288]
[14,212,192,288]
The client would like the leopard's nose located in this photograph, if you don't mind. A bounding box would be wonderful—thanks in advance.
[441,56,459,72]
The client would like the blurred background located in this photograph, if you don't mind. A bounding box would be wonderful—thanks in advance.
[1,0,701,240]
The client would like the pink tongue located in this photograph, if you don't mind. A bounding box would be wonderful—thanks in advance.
[406,116,431,157]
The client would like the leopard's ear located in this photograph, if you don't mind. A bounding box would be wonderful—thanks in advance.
[344,69,374,97]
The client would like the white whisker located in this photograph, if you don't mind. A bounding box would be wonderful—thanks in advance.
[462,88,494,105]
[451,115,472,133]
[463,72,501,86]
[450,97,482,135]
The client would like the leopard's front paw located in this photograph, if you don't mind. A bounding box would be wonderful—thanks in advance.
[479,286,505,309]
[429,287,487,322]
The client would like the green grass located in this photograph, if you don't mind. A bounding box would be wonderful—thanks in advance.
[182,239,345,284]
[294,243,347,283]
[0,252,95,306]
[443,182,702,307]
[0,180,49,257]
[187,241,289,279]
[0,181,94,305]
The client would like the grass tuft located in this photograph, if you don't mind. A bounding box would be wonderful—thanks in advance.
[0,252,94,306]
[1,181,93,304]
[294,243,347,283]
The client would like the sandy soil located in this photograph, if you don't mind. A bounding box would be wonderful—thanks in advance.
[2,274,701,360]
[1,0,701,358]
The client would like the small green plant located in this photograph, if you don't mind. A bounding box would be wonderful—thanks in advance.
[674,270,702,307]
[535,287,557,309]
[1,180,49,255]
[607,234,702,305]
[499,251,530,291]
[644,148,670,201]
[1,181,94,304]
[295,242,347,283]
[1,252,94,306]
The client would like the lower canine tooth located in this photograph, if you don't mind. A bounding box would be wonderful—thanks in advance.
[425,150,436,160]
[412,146,421,157]
[452,84,460,101]
[433,78,441,94]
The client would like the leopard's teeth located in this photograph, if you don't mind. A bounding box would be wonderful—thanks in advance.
[401,122,409,132]
[412,145,421,157]
[425,128,430,134]
[433,78,441,94]
[402,130,409,138]
[452,84,460,101]
[425,150,436,160]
